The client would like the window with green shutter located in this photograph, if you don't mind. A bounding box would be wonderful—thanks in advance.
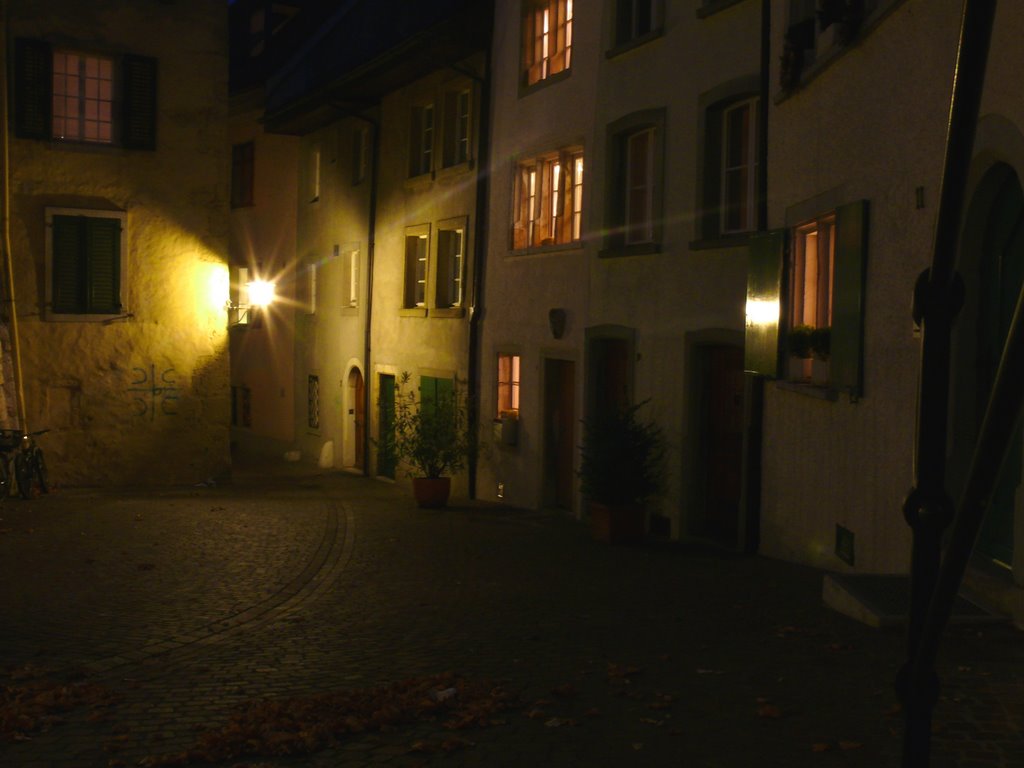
[744,200,868,396]
[46,209,126,319]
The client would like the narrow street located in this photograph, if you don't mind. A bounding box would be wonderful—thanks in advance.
[0,463,1020,767]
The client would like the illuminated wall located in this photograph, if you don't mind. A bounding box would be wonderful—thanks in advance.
[5,0,230,485]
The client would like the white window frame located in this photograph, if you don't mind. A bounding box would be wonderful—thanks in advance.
[410,103,435,177]
[720,97,759,235]
[403,224,431,310]
[624,127,655,245]
[435,218,467,309]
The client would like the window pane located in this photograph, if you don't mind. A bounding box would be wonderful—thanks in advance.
[625,129,653,243]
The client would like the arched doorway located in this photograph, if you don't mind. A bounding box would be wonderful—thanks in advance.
[955,163,1024,568]
[344,367,365,471]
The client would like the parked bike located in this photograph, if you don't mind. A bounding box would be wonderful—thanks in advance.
[0,428,49,500]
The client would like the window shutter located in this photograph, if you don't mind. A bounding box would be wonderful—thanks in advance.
[122,54,158,150]
[744,229,785,377]
[85,217,121,313]
[830,200,869,395]
[52,216,84,313]
[14,38,52,140]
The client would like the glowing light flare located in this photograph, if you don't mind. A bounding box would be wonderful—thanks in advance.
[247,279,277,308]
[745,298,779,327]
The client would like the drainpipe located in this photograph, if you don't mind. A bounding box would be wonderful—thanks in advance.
[467,28,493,500]
[0,2,28,434]
[360,113,379,478]
[739,0,772,554]
[757,0,769,233]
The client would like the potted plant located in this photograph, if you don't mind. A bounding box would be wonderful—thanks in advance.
[810,326,831,360]
[383,371,475,508]
[579,400,665,544]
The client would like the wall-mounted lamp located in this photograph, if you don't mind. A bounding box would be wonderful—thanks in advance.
[227,277,277,327]
[549,308,567,339]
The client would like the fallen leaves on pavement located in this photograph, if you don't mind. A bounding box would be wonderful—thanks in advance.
[0,666,114,743]
[139,672,516,766]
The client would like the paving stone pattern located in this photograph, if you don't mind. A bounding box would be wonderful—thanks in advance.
[0,465,1022,767]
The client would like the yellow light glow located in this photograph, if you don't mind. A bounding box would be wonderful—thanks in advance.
[745,298,779,327]
[207,264,230,310]
[247,279,276,308]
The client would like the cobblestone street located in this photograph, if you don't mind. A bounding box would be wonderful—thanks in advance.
[0,463,1021,767]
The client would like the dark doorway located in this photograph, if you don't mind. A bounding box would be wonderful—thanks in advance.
[543,358,575,510]
[377,373,396,479]
[693,343,745,543]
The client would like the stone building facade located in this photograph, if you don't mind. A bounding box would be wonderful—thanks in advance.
[3,0,230,485]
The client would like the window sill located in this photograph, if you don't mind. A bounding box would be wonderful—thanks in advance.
[598,242,661,259]
[436,160,474,180]
[398,307,427,318]
[44,311,131,323]
[606,27,665,59]
[775,380,838,401]
[696,0,747,19]
[404,171,434,190]
[519,68,571,98]
[509,240,583,258]
[776,0,906,99]
[431,307,465,319]
[689,232,754,251]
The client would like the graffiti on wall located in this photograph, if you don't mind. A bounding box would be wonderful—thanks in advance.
[129,365,179,420]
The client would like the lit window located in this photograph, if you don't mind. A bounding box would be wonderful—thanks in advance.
[513,147,583,249]
[15,39,156,149]
[409,104,434,177]
[787,213,835,380]
[52,52,113,143]
[523,0,573,87]
[497,354,521,416]
[791,215,835,330]
[721,97,759,234]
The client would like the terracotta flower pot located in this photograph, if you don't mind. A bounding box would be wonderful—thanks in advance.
[412,477,451,509]
[589,501,644,544]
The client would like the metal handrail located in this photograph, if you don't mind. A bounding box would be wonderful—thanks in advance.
[901,1,998,766]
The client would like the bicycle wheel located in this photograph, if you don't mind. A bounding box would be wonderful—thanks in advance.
[34,449,47,494]
[0,456,10,500]
[14,452,31,499]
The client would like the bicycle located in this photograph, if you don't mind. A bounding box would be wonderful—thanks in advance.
[0,428,49,500]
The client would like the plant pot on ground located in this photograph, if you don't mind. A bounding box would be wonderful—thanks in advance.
[380,371,476,509]
[579,400,665,544]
